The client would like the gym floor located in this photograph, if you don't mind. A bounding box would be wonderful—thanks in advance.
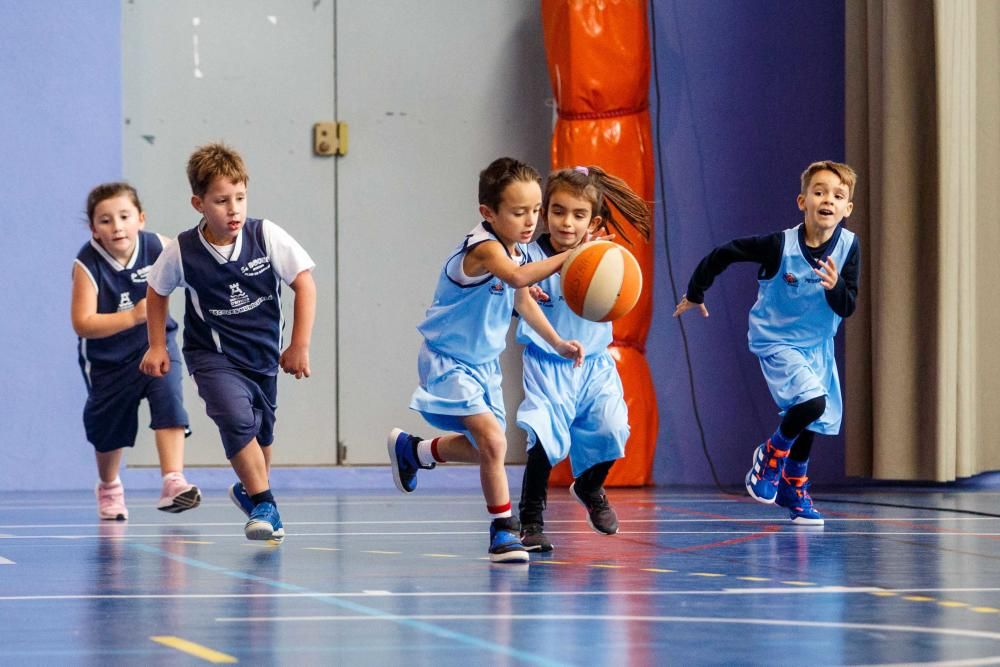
[3,477,1000,665]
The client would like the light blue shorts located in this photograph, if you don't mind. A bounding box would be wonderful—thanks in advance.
[757,340,841,435]
[409,342,505,446]
[516,345,628,477]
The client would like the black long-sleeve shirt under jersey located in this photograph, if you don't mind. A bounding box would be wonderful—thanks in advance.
[685,226,861,319]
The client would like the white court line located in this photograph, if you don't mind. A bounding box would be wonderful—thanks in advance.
[0,587,891,602]
[0,557,14,565]
[4,529,1000,541]
[210,613,1000,642]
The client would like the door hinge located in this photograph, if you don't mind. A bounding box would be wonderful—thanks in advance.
[313,121,348,156]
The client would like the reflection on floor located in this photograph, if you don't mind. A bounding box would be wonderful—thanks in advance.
[2,485,1000,665]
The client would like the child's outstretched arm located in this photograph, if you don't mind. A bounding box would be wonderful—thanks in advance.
[515,288,584,367]
[139,288,171,377]
[71,264,147,338]
[279,269,316,379]
[675,234,781,318]
[466,241,566,289]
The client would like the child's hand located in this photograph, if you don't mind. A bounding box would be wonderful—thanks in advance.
[280,344,311,379]
[814,256,839,290]
[139,345,170,377]
[555,339,585,367]
[673,296,709,318]
[528,284,550,302]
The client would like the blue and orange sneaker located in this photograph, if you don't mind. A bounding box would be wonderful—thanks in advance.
[388,428,435,493]
[228,482,254,517]
[745,440,788,504]
[776,474,824,525]
[489,517,529,563]
[245,501,285,542]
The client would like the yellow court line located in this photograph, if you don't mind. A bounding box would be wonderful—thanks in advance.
[868,591,897,597]
[534,560,571,565]
[641,568,676,573]
[690,572,725,578]
[903,595,936,602]
[591,564,624,569]
[971,607,1000,614]
[150,636,237,664]
[362,550,401,555]
[781,581,816,587]
[937,601,969,608]
[736,576,769,582]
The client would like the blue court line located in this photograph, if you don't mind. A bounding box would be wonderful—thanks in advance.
[128,543,569,667]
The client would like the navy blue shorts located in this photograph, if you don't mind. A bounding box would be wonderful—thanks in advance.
[192,361,277,459]
[82,347,189,454]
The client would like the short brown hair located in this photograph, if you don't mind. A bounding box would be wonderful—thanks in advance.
[478,157,541,212]
[800,160,857,200]
[186,142,249,197]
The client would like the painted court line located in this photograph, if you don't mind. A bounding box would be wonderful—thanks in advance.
[129,543,569,667]
[150,635,236,663]
[211,614,1000,643]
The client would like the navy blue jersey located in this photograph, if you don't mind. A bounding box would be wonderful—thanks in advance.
[74,230,178,372]
[176,218,284,374]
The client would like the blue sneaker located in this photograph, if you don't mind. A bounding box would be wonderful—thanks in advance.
[245,501,285,542]
[388,428,434,493]
[776,475,824,525]
[228,482,254,517]
[745,441,788,504]
[489,518,529,563]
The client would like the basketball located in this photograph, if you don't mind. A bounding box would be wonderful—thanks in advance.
[560,240,643,322]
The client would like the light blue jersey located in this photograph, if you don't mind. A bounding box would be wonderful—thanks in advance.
[748,225,856,356]
[515,238,612,356]
[515,235,627,474]
[416,222,527,365]
[748,224,856,434]
[410,222,527,442]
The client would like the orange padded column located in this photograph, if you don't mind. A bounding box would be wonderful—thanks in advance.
[541,0,658,486]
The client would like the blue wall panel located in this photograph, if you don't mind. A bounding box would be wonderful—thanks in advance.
[648,0,846,487]
[0,1,122,490]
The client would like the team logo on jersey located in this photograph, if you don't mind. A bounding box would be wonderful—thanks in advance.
[490,281,504,295]
[117,292,135,311]
[241,256,271,277]
[130,266,150,283]
[783,272,799,287]
[228,282,251,308]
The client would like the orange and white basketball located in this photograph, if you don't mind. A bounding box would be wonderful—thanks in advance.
[560,240,642,322]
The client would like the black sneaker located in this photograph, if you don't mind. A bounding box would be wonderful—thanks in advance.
[569,481,619,535]
[520,523,553,552]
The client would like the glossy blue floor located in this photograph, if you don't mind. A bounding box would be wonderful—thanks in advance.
[2,479,1000,665]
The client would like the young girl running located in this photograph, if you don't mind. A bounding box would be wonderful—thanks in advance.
[72,182,198,520]
[389,157,585,563]
[516,166,651,551]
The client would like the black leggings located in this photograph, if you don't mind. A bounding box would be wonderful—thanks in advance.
[518,444,614,526]
[779,395,825,461]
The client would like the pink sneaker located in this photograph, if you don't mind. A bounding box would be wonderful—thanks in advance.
[157,472,201,513]
[96,479,128,521]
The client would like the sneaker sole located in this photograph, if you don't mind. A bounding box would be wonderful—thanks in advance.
[157,486,201,513]
[489,548,529,563]
[387,428,414,494]
[789,514,825,526]
[98,511,128,521]
[245,520,286,542]
[569,482,619,535]
[228,485,253,517]
[522,542,553,553]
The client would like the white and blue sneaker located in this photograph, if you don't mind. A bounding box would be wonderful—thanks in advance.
[228,482,255,517]
[245,501,285,542]
[388,428,434,494]
[745,441,788,504]
[489,518,529,563]
[776,475,824,525]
